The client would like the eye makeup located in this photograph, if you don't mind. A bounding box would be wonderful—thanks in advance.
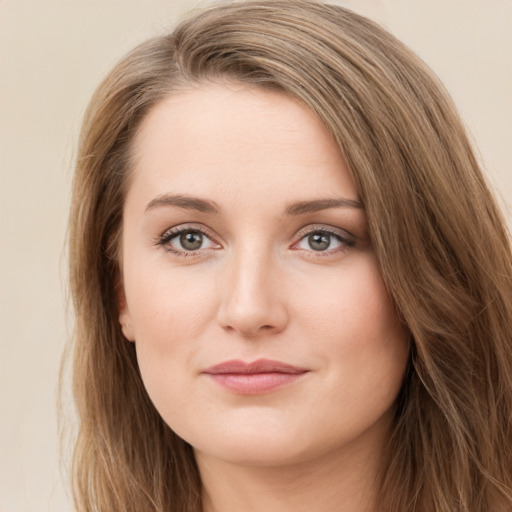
[155,221,357,260]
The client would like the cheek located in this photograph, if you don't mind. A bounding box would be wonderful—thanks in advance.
[123,263,219,397]
[289,258,409,447]
[293,254,408,390]
[295,254,403,333]
[125,261,218,342]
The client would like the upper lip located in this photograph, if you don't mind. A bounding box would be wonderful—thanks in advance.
[203,358,308,375]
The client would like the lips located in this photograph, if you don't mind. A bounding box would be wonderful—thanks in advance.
[203,358,309,395]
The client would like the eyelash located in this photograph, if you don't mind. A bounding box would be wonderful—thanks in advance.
[293,225,356,257]
[157,224,356,258]
[157,224,220,257]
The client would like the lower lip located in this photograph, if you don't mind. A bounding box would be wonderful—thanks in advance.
[206,372,307,395]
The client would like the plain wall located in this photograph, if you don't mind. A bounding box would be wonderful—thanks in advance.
[1,1,510,511]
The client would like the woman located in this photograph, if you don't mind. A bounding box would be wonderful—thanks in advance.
[68,1,512,511]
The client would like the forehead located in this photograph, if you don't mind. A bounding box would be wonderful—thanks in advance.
[127,82,358,207]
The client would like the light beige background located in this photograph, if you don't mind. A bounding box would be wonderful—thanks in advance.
[1,1,510,511]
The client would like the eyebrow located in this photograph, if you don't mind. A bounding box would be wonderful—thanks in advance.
[145,194,363,216]
[145,194,220,214]
[285,198,364,215]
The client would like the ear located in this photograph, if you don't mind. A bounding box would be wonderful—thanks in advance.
[116,277,135,342]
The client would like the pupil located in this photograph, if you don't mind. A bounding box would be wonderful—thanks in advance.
[180,231,203,250]
[309,232,330,251]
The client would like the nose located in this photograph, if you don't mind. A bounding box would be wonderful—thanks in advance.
[217,247,289,338]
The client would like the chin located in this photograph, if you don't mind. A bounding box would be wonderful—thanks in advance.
[185,420,315,467]
[195,439,314,468]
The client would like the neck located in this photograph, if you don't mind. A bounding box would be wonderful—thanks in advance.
[196,439,386,512]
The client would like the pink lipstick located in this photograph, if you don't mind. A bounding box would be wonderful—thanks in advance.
[203,359,309,395]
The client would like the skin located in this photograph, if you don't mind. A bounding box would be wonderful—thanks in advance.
[119,82,409,512]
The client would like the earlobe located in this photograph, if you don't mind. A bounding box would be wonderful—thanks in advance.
[116,278,135,342]
[119,311,135,342]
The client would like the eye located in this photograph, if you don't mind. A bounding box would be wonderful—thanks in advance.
[176,230,205,251]
[297,231,342,252]
[293,227,355,254]
[305,232,337,251]
[159,226,220,255]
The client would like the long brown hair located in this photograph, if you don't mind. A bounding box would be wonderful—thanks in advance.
[68,1,512,510]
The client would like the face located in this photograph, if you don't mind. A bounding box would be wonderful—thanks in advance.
[119,82,409,469]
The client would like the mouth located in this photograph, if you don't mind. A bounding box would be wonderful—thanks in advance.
[202,358,309,395]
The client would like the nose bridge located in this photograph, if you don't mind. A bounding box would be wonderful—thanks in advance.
[218,239,287,336]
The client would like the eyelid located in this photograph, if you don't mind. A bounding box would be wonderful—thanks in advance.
[293,224,355,243]
[157,223,222,254]
[291,224,356,254]
[156,222,355,257]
